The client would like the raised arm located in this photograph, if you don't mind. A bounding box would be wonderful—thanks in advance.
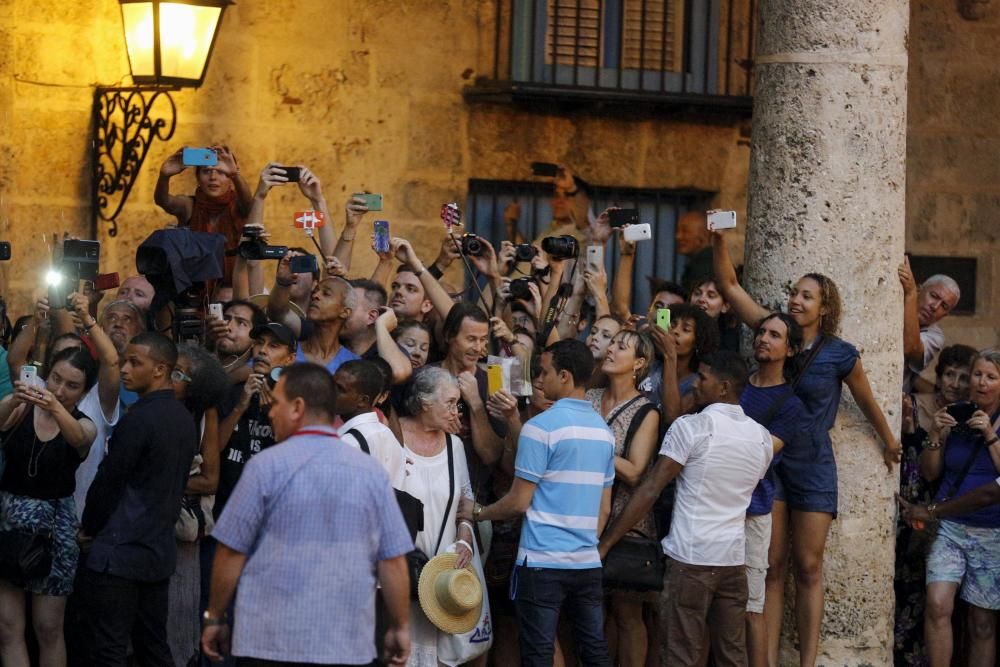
[154,148,194,223]
[213,146,253,218]
[393,239,455,320]
[8,299,50,374]
[375,309,413,386]
[898,257,924,365]
[266,254,304,338]
[610,235,637,321]
[69,293,119,421]
[711,231,769,328]
[334,195,370,269]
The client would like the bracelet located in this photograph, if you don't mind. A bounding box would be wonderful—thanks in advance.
[455,539,473,553]
[923,436,942,451]
[83,321,98,331]
[341,234,356,242]
[987,437,1000,447]
[275,277,295,288]
[927,502,938,519]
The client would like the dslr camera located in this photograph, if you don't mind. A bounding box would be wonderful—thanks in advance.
[541,235,579,260]
[513,243,538,263]
[234,227,288,261]
[460,234,485,257]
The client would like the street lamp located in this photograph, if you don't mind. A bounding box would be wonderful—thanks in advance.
[92,0,232,236]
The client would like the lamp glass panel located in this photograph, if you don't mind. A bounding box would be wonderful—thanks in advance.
[158,3,222,81]
[121,3,156,78]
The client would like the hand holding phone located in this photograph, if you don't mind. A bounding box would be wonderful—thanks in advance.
[278,166,301,182]
[182,147,218,167]
[208,303,224,321]
[707,210,737,231]
[353,193,383,211]
[656,309,671,331]
[608,209,640,228]
[374,220,391,254]
[623,223,652,243]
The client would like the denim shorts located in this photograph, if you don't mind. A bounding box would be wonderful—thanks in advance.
[774,458,838,517]
[926,519,1000,610]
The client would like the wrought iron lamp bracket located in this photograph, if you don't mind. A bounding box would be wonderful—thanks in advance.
[91,86,177,237]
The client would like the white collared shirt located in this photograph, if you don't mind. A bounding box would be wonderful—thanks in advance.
[659,402,773,567]
[338,412,404,488]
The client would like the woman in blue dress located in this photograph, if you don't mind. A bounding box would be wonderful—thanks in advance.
[712,231,900,667]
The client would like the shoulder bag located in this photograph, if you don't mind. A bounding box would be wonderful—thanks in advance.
[601,397,666,592]
[348,427,425,543]
[401,433,455,599]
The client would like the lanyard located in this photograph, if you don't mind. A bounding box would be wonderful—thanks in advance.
[293,428,338,439]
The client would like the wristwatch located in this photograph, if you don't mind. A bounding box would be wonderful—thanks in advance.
[202,611,227,627]
[472,502,483,522]
[927,503,939,520]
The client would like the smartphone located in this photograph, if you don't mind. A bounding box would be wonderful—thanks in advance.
[63,239,101,280]
[586,245,603,270]
[0,242,10,261]
[279,166,301,182]
[374,220,391,254]
[947,400,978,423]
[208,303,224,321]
[182,147,218,167]
[608,209,640,228]
[487,364,504,396]
[92,272,120,291]
[707,210,737,231]
[656,308,671,331]
[20,365,40,389]
[623,223,652,242]
[293,210,326,229]
[289,254,319,274]
[353,192,383,211]
[530,162,560,177]
[47,281,68,311]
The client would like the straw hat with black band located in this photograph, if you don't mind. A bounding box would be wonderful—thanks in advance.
[418,553,483,635]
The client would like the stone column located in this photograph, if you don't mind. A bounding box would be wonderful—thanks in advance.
[743,1,908,665]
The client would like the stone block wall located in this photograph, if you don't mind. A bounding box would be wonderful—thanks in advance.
[0,0,751,319]
[907,0,1000,350]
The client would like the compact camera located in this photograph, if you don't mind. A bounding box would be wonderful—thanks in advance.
[460,234,485,257]
[513,243,538,263]
[509,277,535,301]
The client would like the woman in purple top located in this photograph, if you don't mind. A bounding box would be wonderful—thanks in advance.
[920,350,1000,667]
[712,231,900,667]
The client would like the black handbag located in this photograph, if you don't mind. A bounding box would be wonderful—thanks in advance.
[601,398,666,591]
[403,434,455,599]
[0,516,55,585]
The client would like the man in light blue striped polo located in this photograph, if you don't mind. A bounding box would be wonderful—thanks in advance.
[462,339,615,667]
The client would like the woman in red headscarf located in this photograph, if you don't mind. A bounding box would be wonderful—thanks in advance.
[154,145,253,285]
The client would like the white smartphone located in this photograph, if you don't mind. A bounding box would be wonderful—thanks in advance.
[20,365,39,389]
[209,303,224,320]
[623,223,652,242]
[586,245,604,269]
[707,210,737,231]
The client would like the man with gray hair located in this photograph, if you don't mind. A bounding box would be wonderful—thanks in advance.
[898,257,961,391]
[268,253,360,374]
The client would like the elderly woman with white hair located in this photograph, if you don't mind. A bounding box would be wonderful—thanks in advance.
[398,366,476,667]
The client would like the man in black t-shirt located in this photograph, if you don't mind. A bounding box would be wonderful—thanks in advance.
[215,322,297,518]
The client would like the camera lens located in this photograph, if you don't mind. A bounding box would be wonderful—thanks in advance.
[509,278,533,300]
[514,244,538,263]
[541,235,579,260]
[461,234,484,257]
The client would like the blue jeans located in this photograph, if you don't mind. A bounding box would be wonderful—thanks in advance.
[513,565,610,667]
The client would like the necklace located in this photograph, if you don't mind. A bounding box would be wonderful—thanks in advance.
[27,433,47,478]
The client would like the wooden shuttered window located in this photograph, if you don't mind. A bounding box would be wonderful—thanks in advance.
[545,0,602,67]
[621,0,684,72]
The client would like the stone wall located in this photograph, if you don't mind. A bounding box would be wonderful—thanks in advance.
[907,0,1000,350]
[0,0,751,317]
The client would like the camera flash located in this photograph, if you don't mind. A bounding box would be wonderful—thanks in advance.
[45,270,63,287]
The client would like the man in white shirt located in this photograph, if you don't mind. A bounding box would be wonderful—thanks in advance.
[333,359,404,487]
[898,259,960,392]
[599,351,773,667]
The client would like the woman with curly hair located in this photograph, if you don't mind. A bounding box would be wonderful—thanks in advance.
[712,231,900,667]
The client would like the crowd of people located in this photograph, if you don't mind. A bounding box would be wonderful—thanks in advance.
[0,148,992,667]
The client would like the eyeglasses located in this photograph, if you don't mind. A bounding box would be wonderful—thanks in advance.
[171,369,192,384]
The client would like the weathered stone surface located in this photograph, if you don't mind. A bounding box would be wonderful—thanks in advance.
[745,0,908,664]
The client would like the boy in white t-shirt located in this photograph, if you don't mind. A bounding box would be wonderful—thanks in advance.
[599,351,772,667]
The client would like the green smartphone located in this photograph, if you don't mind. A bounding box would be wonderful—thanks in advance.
[656,308,671,331]
[353,192,383,211]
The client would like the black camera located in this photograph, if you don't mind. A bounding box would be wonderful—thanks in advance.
[513,243,538,263]
[541,235,579,260]
[234,228,289,261]
[460,234,485,257]
[509,277,535,301]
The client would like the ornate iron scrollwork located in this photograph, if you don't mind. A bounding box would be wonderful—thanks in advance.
[91,87,177,236]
